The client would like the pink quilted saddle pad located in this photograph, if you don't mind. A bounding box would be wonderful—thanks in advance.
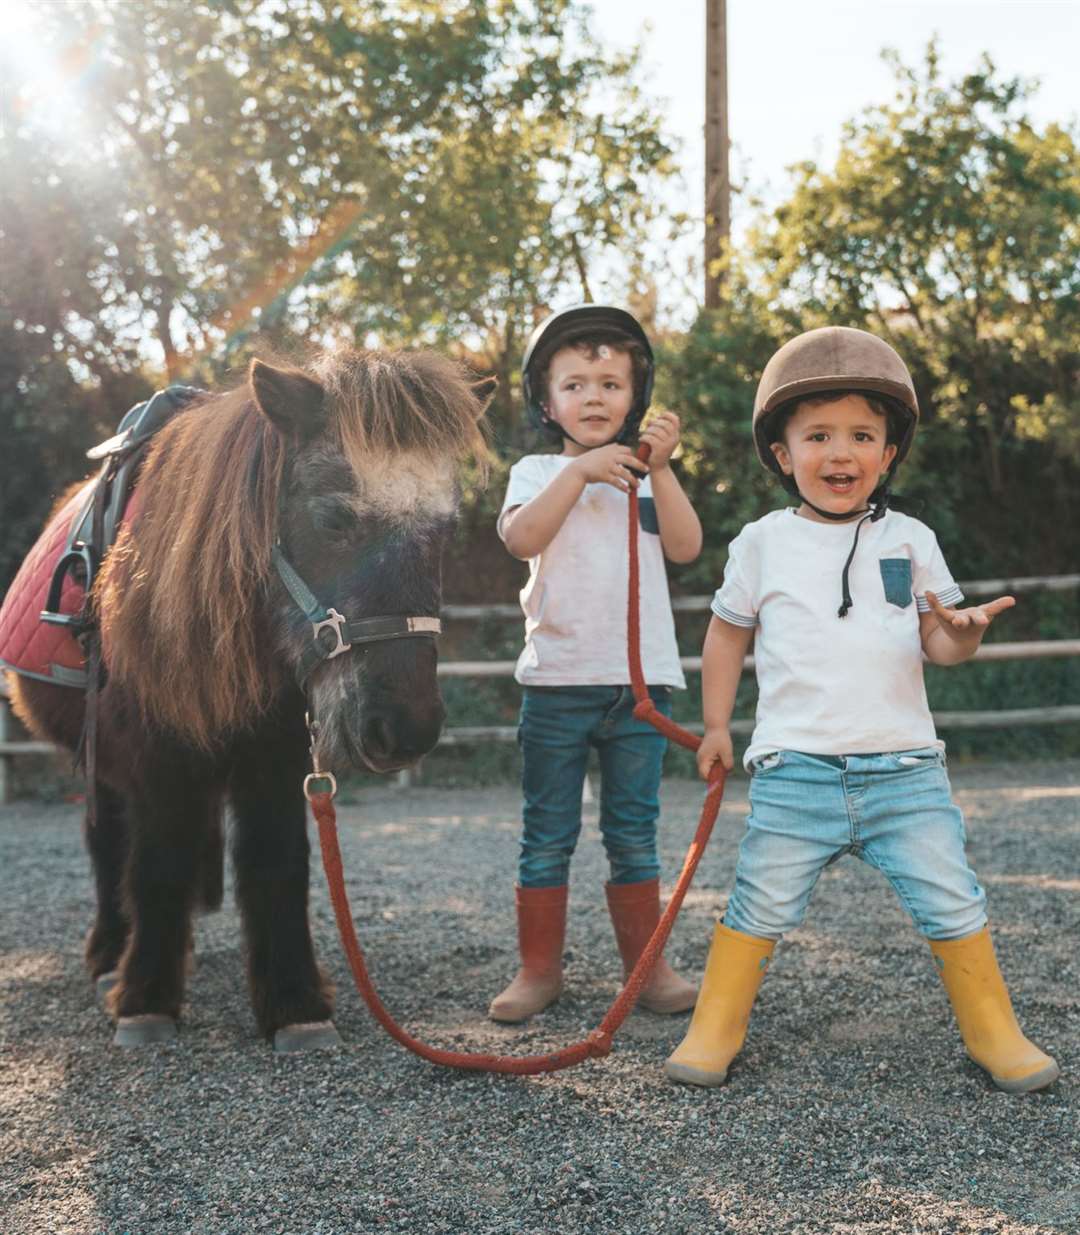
[0,482,96,687]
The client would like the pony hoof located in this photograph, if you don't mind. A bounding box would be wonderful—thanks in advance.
[95,970,120,1001]
[273,1021,341,1054]
[113,1015,178,1047]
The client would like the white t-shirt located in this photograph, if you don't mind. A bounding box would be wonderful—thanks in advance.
[499,454,685,688]
[712,508,963,768]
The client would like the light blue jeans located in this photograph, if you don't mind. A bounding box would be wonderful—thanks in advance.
[725,748,988,941]
[517,685,672,888]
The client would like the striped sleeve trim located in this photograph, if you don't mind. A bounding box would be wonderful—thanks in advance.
[711,600,758,628]
[916,585,964,613]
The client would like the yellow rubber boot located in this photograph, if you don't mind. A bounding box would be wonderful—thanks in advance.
[665,922,775,1087]
[930,927,1059,1093]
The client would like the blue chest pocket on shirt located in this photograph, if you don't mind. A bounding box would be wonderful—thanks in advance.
[637,496,660,535]
[879,557,913,608]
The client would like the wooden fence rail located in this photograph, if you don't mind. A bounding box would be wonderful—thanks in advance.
[2,574,1078,802]
[438,575,1080,624]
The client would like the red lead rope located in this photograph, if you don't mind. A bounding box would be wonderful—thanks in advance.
[310,442,727,1073]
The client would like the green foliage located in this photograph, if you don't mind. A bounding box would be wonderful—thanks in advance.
[653,287,785,592]
[1,0,680,588]
[663,43,1080,586]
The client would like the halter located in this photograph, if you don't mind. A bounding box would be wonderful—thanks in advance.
[270,459,441,687]
[270,544,441,686]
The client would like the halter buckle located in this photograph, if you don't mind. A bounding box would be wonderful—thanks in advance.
[312,608,350,659]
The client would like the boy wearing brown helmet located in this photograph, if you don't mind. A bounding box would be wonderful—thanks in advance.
[665,326,1059,1094]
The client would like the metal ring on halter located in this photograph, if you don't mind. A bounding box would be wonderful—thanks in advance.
[303,771,338,801]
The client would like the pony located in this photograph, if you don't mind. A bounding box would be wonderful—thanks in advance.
[7,348,492,1049]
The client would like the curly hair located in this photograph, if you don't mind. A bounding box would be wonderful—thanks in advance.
[533,329,651,410]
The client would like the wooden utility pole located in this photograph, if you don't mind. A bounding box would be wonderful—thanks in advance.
[704,0,730,308]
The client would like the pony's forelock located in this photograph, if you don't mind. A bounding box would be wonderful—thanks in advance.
[313,348,491,479]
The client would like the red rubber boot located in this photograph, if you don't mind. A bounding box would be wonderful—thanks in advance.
[605,878,697,1014]
[488,885,567,1023]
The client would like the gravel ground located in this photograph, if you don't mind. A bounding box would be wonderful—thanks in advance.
[1,760,1078,1235]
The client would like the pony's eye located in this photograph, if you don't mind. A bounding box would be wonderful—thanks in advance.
[311,499,359,537]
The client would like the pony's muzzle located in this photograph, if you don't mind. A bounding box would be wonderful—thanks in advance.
[359,698,446,771]
[308,640,446,773]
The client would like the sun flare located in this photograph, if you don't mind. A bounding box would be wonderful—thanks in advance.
[0,0,105,146]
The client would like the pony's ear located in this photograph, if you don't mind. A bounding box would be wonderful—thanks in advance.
[249,358,325,439]
[471,375,498,417]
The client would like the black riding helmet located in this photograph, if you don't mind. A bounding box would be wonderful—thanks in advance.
[522,304,655,445]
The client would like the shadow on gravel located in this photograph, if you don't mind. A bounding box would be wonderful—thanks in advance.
[0,761,1077,1234]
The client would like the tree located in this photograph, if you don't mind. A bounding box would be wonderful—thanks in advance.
[1,0,682,589]
[666,45,1080,581]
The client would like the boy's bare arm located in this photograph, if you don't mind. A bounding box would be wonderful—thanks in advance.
[649,464,703,563]
[639,411,702,563]
[698,616,755,777]
[501,468,587,560]
[502,446,647,559]
[919,591,1016,665]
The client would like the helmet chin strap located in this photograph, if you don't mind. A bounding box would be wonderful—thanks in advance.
[799,496,871,522]
[542,412,626,451]
[795,477,894,618]
[547,421,592,450]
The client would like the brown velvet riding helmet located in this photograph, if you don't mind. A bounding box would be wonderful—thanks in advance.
[752,326,920,486]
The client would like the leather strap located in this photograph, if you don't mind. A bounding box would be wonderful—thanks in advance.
[271,545,440,684]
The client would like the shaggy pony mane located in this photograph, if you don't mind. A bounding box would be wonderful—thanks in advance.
[97,348,489,747]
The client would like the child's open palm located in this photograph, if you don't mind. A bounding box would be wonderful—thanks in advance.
[926,592,1015,638]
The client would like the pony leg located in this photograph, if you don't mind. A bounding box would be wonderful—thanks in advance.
[108,766,208,1040]
[229,720,335,1047]
[83,781,130,998]
[195,795,226,914]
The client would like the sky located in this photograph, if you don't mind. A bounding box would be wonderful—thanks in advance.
[586,0,1080,317]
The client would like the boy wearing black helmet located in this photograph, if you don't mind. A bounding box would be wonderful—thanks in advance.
[665,326,1058,1094]
[488,305,703,1023]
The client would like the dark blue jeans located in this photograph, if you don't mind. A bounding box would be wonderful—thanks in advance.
[517,685,672,888]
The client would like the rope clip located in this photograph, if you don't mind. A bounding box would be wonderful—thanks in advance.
[304,711,338,801]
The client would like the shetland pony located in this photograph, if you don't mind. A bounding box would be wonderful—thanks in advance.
[9,349,491,1049]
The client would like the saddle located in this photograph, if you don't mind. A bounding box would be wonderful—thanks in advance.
[0,386,204,688]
